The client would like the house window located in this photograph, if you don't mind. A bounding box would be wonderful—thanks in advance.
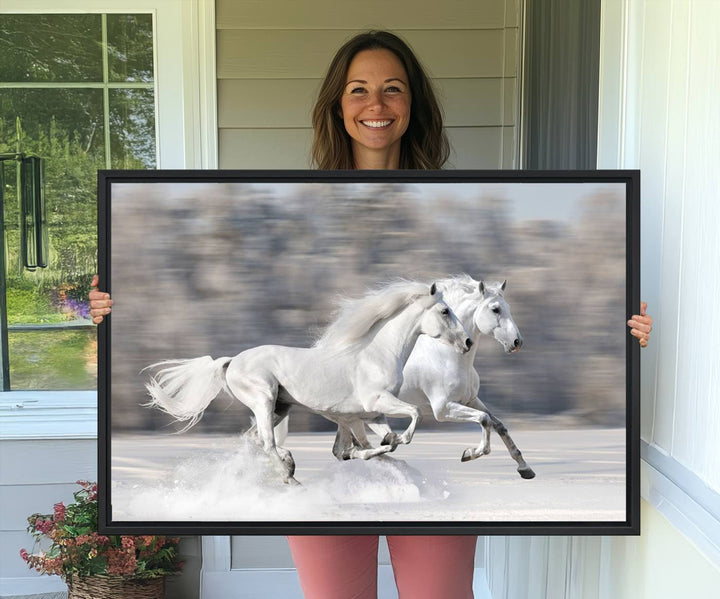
[0,13,156,390]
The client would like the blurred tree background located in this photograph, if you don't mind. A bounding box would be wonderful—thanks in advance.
[109,182,627,433]
[0,13,155,389]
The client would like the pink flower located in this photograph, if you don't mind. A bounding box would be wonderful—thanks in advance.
[121,537,135,549]
[19,548,29,562]
[53,502,66,522]
[34,518,54,535]
[107,548,137,576]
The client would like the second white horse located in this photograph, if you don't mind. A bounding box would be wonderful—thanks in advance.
[333,275,535,479]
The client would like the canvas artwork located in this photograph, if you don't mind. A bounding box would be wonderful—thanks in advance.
[99,170,639,535]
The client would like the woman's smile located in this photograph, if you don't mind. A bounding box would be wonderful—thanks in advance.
[361,119,394,128]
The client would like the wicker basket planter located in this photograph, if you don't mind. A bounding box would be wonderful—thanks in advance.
[67,575,165,599]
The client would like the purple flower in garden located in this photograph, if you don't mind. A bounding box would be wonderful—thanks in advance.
[63,297,91,320]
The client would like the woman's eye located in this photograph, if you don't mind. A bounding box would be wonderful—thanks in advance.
[385,86,401,93]
[349,87,367,94]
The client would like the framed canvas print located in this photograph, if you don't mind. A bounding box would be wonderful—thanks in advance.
[98,170,640,535]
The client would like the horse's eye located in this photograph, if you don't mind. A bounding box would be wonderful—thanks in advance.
[492,307,500,314]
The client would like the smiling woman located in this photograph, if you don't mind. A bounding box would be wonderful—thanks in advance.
[90,28,653,599]
[339,49,412,169]
[311,30,449,170]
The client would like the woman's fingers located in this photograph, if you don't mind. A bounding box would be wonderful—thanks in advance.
[626,317,652,334]
[89,274,113,324]
[627,303,653,348]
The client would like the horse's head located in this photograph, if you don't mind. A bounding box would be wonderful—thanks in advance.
[473,280,523,354]
[419,283,474,354]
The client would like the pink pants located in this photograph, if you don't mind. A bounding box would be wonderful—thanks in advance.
[287,535,477,599]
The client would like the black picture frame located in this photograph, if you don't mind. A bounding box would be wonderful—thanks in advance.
[98,169,640,536]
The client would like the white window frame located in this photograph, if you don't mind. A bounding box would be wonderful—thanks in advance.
[0,0,217,441]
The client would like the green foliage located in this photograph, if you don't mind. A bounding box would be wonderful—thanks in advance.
[20,482,183,583]
[0,15,103,83]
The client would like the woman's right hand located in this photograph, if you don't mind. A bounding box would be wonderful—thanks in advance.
[89,274,113,324]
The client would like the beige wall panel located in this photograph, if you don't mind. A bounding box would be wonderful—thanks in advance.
[445,127,504,169]
[502,126,518,168]
[437,79,504,127]
[217,29,506,79]
[217,0,508,30]
[219,127,507,170]
[503,77,517,126]
[503,27,519,77]
[505,0,521,27]
[219,128,313,169]
[219,78,511,128]
[218,79,320,128]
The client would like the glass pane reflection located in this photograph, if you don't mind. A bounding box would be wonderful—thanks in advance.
[0,14,102,82]
[107,14,154,83]
[9,329,97,390]
[109,88,156,169]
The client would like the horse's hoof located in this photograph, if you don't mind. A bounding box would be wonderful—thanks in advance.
[286,477,302,486]
[381,432,399,447]
[283,459,296,478]
[461,448,474,462]
[518,467,536,480]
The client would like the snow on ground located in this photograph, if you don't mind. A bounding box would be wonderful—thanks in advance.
[110,427,625,522]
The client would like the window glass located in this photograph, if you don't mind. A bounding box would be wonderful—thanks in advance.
[0,13,155,390]
[107,14,154,83]
[110,89,156,169]
[0,14,103,82]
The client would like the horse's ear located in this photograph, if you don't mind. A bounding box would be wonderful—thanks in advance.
[478,281,485,296]
[430,282,437,296]
[501,280,507,292]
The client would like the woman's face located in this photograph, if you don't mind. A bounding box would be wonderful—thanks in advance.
[340,49,411,166]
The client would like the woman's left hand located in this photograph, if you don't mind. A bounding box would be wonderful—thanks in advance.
[627,301,653,348]
[88,274,113,324]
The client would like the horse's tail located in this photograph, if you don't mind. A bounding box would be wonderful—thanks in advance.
[144,356,232,433]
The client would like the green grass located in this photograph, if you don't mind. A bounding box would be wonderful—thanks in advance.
[4,280,96,389]
[6,286,67,325]
[8,329,97,390]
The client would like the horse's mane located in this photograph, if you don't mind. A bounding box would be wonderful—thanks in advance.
[315,279,432,350]
[437,274,482,307]
[438,274,505,308]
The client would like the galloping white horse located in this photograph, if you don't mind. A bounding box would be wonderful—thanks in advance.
[144,281,472,483]
[333,275,536,479]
